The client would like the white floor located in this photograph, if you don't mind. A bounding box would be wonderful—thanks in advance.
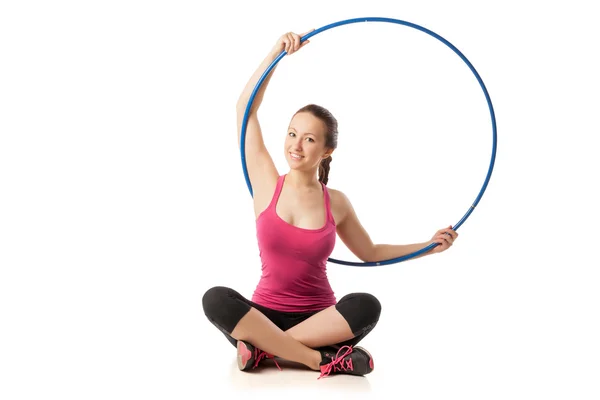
[201,344,395,400]
[223,358,375,398]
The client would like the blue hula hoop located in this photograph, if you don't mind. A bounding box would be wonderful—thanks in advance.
[240,17,497,266]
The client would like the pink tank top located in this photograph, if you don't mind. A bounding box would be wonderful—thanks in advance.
[251,174,337,312]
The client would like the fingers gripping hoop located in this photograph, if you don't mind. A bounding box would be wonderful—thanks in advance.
[240,17,497,267]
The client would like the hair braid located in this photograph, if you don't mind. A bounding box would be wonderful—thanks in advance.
[318,155,332,185]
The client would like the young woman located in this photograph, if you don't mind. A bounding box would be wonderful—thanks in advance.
[203,30,458,379]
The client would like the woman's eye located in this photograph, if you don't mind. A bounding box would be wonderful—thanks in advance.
[306,138,314,142]
[288,132,295,137]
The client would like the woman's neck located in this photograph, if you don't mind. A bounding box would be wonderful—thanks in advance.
[285,169,320,190]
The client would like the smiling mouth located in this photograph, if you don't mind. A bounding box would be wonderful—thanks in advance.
[289,152,304,160]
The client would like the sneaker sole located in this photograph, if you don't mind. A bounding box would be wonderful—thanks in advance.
[237,341,252,371]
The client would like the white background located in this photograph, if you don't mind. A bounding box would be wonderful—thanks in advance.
[1,0,598,399]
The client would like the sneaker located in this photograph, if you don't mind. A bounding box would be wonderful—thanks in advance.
[318,345,374,379]
[236,340,281,371]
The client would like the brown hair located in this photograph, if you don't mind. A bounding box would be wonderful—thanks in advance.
[294,104,338,185]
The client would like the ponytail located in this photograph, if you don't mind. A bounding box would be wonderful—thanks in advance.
[318,155,332,185]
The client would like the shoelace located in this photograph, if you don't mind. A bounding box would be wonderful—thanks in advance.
[318,345,354,379]
[253,348,282,371]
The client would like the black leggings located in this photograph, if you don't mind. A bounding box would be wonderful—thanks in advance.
[202,286,381,349]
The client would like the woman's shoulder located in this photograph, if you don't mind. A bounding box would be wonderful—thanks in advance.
[325,186,353,225]
[326,186,352,209]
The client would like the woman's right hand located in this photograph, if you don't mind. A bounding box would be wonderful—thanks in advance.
[272,29,315,55]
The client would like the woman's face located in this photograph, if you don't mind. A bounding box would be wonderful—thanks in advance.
[284,112,331,170]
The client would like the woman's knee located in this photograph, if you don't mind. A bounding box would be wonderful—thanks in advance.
[335,292,382,334]
[202,286,251,333]
[202,286,229,317]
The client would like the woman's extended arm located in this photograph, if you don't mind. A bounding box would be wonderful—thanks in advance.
[236,30,312,145]
[332,190,458,263]
[235,48,279,141]
[235,30,313,215]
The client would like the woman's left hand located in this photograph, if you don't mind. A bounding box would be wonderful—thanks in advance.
[429,226,458,254]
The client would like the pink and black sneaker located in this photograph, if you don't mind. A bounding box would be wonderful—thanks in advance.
[318,345,374,379]
[236,340,281,371]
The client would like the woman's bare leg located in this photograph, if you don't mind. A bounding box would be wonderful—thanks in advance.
[285,305,355,348]
[230,308,322,370]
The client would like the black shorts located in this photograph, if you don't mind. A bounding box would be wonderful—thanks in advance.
[202,286,381,348]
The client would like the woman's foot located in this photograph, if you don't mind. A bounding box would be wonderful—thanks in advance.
[236,340,281,371]
[318,345,374,379]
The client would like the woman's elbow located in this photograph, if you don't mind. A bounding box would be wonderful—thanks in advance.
[358,246,378,263]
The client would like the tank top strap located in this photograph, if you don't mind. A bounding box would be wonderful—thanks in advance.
[266,175,286,211]
[321,182,336,225]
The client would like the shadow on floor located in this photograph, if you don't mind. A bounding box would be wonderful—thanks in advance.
[228,357,373,392]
